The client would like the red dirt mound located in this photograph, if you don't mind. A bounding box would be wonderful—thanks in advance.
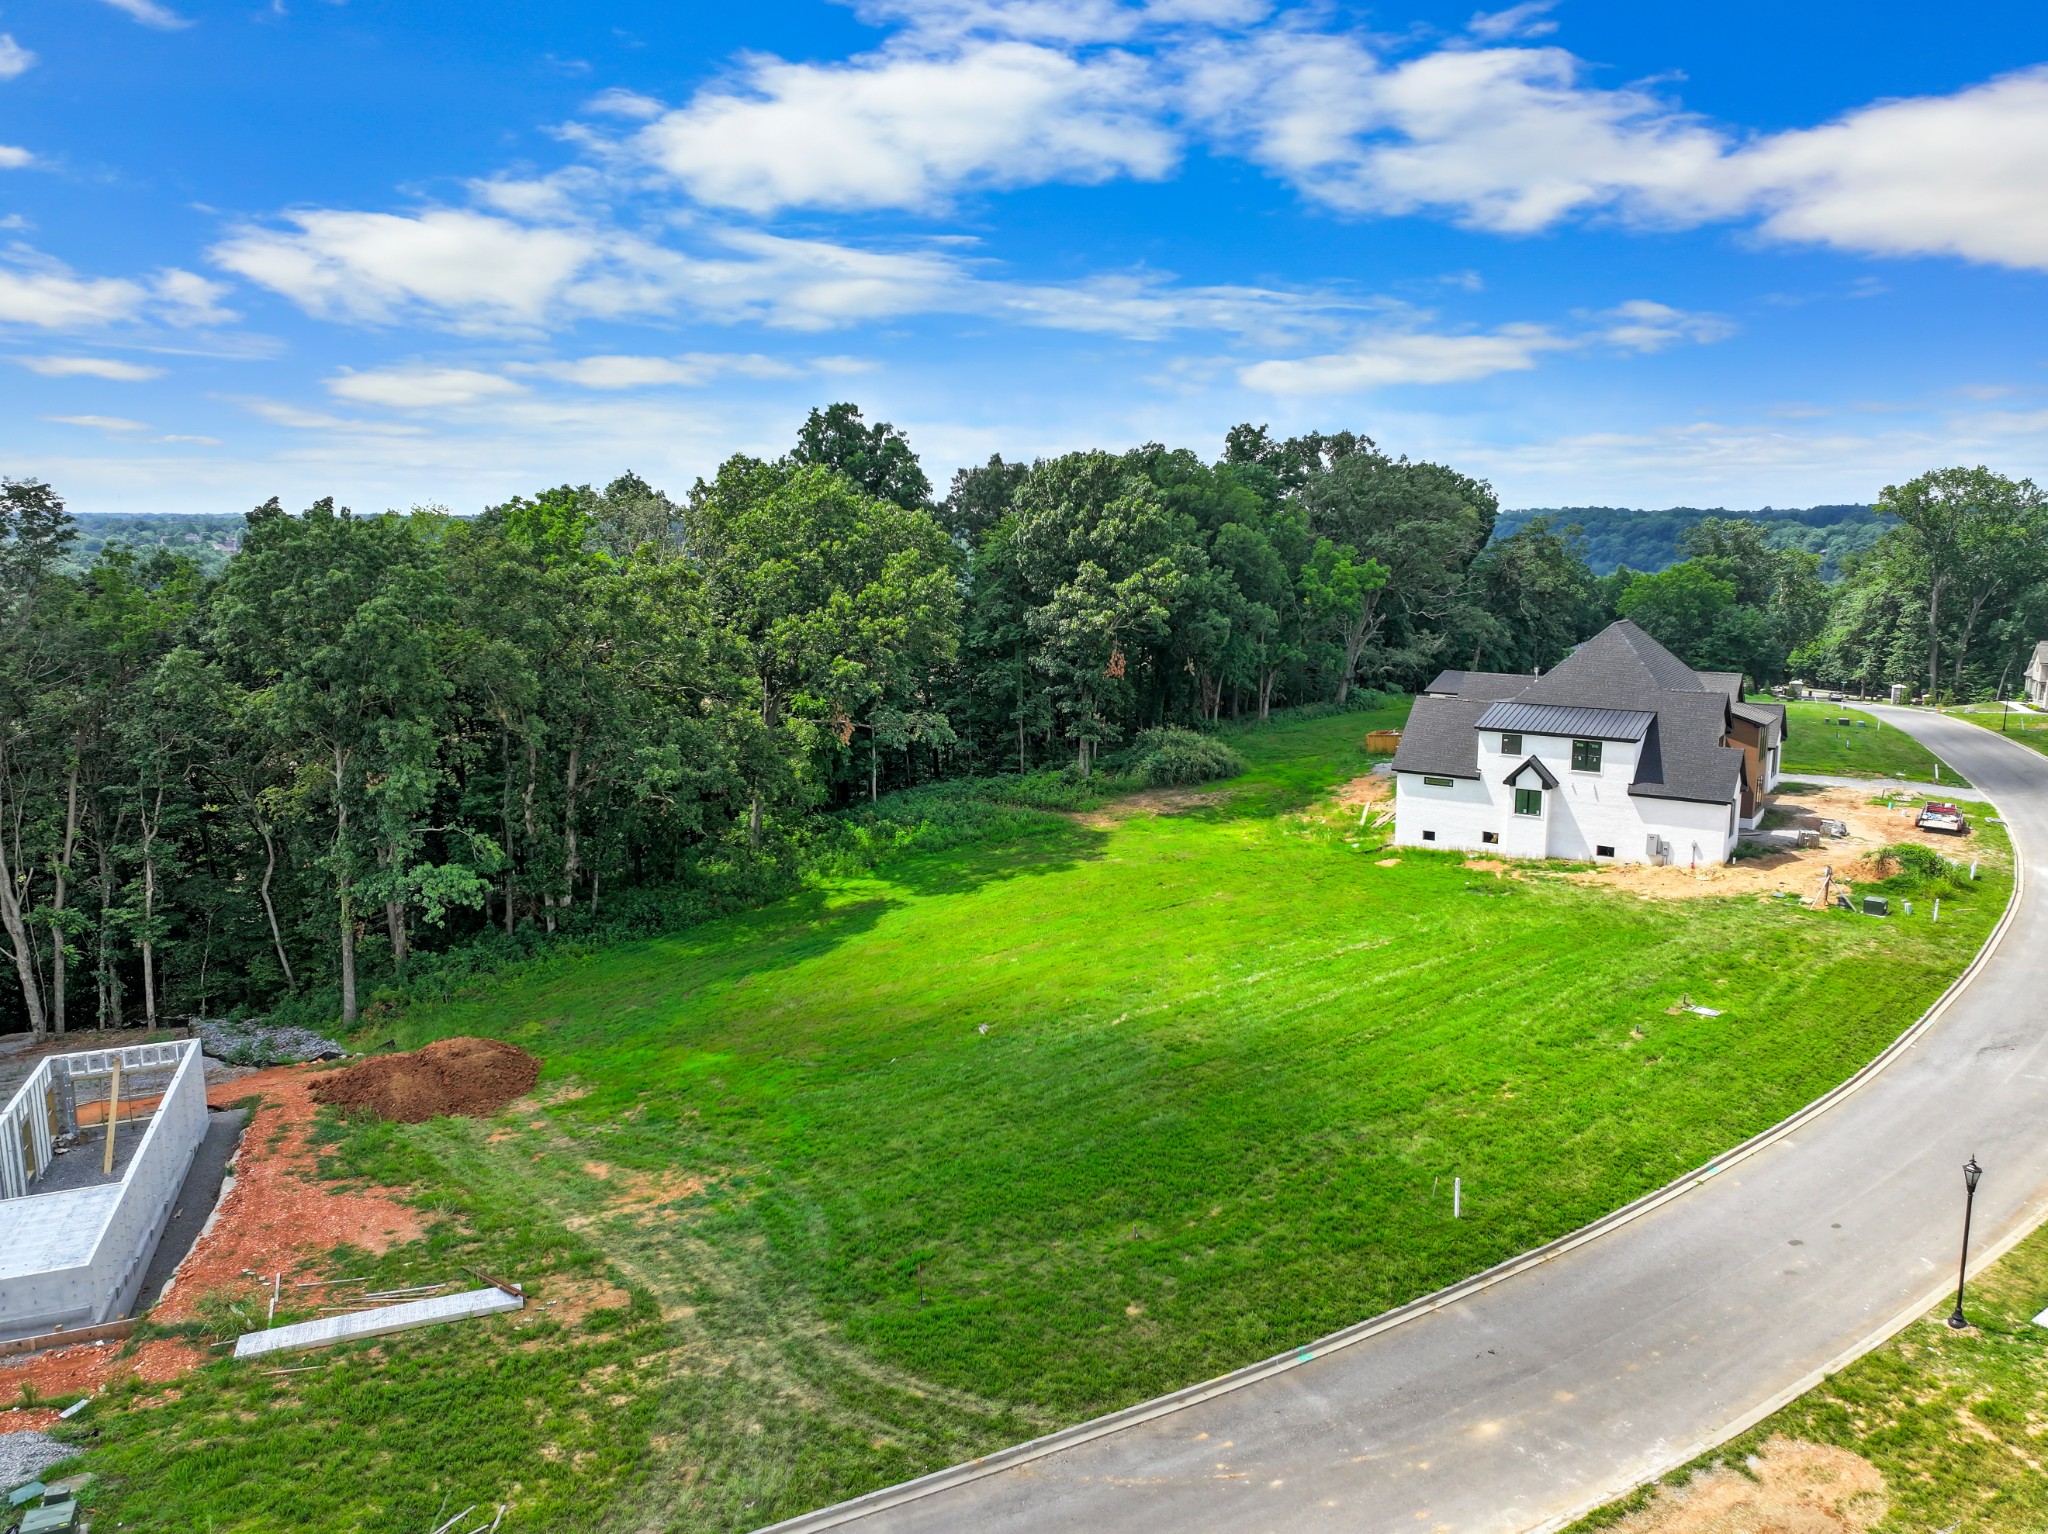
[310,1036,540,1123]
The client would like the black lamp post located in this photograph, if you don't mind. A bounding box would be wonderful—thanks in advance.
[1948,1155,1984,1330]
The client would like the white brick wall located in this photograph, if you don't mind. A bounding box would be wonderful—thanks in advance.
[1395,728,1738,865]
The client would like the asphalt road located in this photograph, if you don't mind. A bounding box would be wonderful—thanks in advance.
[765,707,2048,1534]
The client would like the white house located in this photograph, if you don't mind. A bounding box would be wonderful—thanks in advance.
[2026,641,2048,708]
[1390,621,1787,867]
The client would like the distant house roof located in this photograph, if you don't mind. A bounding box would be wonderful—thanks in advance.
[1506,755,1558,790]
[1731,699,1787,739]
[1695,670,1745,702]
[1422,668,1537,700]
[1475,701,1657,741]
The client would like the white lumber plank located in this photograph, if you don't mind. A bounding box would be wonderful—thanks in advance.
[232,1286,522,1358]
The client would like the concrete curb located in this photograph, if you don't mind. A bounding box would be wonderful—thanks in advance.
[759,740,2021,1533]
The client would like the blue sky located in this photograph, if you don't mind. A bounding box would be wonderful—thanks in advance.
[3,0,2047,515]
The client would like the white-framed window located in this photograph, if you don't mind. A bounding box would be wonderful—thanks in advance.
[1500,732,1522,755]
[1514,788,1543,816]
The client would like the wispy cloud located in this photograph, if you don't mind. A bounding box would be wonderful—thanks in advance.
[45,413,148,431]
[1240,300,1730,394]
[16,354,166,380]
[0,35,36,79]
[95,0,193,30]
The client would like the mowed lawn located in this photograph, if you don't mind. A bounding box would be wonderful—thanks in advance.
[1953,700,2048,759]
[1781,698,1969,785]
[66,707,2014,1533]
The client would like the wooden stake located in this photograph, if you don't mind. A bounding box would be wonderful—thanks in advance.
[101,1057,123,1175]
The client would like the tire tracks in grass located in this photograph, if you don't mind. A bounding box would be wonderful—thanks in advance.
[456,1103,1049,1533]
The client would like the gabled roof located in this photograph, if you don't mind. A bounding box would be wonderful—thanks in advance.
[1400,620,1747,806]
[1475,701,1656,742]
[1505,755,1557,789]
[1524,620,1705,703]
[1422,668,1538,700]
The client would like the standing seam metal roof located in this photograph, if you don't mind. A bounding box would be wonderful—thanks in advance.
[1474,702,1657,741]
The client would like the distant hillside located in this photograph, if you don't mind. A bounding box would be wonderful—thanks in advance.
[1493,504,1883,578]
[62,513,247,574]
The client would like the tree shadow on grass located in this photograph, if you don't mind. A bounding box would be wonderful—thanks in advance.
[865,818,1113,899]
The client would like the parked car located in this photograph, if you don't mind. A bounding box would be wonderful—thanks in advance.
[1826,691,1845,702]
[1917,802,1967,834]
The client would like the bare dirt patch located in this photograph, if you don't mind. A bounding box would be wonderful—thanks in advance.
[1070,786,1231,829]
[1332,772,1394,810]
[530,1276,635,1325]
[1463,858,1512,877]
[1610,1436,1886,1534]
[310,1036,540,1123]
[1566,787,1992,902]
[565,1166,717,1232]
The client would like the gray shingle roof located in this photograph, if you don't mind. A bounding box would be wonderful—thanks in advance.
[1390,696,1491,778]
[1422,669,1537,700]
[1399,620,1746,806]
[1528,621,1704,703]
[1506,755,1558,789]
[1474,701,1657,741]
[1731,699,1786,738]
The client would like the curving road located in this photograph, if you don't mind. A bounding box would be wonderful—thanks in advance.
[764,707,2048,1534]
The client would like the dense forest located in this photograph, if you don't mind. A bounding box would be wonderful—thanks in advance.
[2,406,2042,1036]
[1494,504,1885,577]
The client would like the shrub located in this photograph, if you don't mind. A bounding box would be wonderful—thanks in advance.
[1126,726,1248,787]
[1871,842,1974,897]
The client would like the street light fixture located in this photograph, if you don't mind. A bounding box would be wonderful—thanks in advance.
[1948,1155,1984,1330]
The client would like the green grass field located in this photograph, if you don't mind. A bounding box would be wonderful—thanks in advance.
[45,704,2016,1533]
[1781,699,1969,786]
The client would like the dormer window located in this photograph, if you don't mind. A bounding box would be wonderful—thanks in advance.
[1499,732,1522,755]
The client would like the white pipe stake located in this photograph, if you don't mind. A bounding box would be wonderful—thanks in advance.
[1453,1177,1461,1219]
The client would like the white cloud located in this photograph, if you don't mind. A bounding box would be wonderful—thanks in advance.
[1585,299,1734,352]
[326,365,527,409]
[1242,324,1567,393]
[0,36,32,80]
[96,0,192,29]
[523,353,803,389]
[0,266,149,329]
[625,39,1176,213]
[209,200,1366,341]
[46,413,147,431]
[212,210,614,330]
[1732,67,2048,271]
[157,433,220,445]
[0,146,31,169]
[1467,1,1558,41]
[17,354,165,380]
[1241,300,1729,394]
[150,268,236,326]
[582,87,665,120]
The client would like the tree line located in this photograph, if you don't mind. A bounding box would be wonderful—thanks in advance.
[0,405,2038,1035]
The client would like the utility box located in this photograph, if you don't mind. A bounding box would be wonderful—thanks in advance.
[1863,895,1889,917]
[1890,684,1907,705]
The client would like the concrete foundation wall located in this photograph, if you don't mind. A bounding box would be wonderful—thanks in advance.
[0,1039,208,1340]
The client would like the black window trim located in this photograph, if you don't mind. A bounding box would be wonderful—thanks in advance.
[1513,787,1543,817]
[1571,738,1603,773]
[1421,775,1454,787]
